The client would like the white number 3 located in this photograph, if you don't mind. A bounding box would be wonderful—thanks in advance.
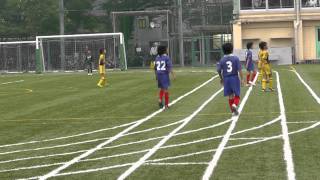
[226,61,233,73]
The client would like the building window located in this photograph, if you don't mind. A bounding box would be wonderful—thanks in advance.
[240,0,294,10]
[302,0,320,8]
[269,0,294,9]
[241,0,266,10]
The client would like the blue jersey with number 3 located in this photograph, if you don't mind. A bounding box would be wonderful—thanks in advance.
[217,55,241,78]
[155,54,172,75]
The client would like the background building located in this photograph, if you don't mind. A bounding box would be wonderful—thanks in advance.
[233,0,320,64]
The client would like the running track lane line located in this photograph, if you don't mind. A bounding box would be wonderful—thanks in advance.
[202,72,258,180]
[117,88,224,180]
[291,67,320,104]
[275,71,296,180]
[38,75,219,180]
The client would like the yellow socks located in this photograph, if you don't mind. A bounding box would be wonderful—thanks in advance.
[258,69,263,83]
[97,77,106,87]
[262,79,267,90]
[269,77,273,89]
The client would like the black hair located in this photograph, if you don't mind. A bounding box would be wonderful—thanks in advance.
[157,45,167,56]
[246,42,253,50]
[99,48,104,54]
[222,43,233,55]
[259,41,267,50]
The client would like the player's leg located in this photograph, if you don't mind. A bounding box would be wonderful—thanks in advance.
[232,77,241,116]
[268,72,274,91]
[158,88,164,108]
[164,89,170,109]
[97,73,105,87]
[257,61,262,83]
[262,69,267,92]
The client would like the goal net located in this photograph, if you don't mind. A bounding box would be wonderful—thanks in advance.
[36,33,127,72]
[0,41,36,73]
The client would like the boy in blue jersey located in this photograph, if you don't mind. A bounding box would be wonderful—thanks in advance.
[217,43,244,116]
[154,45,175,109]
[245,42,256,86]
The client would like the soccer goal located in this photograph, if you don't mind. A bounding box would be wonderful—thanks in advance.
[36,33,127,73]
[0,41,36,73]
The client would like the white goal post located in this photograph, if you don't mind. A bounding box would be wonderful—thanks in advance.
[36,32,127,73]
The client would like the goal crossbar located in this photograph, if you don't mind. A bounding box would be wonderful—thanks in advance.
[35,32,127,73]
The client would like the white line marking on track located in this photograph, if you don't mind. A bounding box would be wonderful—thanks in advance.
[0,119,186,155]
[202,73,258,180]
[275,71,296,180]
[287,121,319,124]
[118,88,223,180]
[0,80,24,85]
[38,76,218,180]
[0,118,231,164]
[0,116,276,167]
[291,67,320,104]
[12,120,320,179]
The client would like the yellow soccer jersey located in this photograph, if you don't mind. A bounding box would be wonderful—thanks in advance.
[99,54,106,74]
[259,50,269,65]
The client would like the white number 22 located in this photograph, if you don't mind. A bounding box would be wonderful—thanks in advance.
[156,61,166,71]
[226,61,233,73]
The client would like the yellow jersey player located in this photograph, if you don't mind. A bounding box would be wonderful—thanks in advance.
[258,42,274,92]
[97,48,107,88]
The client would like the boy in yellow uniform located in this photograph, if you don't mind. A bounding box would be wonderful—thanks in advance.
[259,42,274,92]
[97,48,107,88]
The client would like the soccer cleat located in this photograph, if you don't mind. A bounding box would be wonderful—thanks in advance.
[231,104,239,116]
[159,101,164,109]
[165,105,170,110]
[97,83,103,88]
[262,89,266,92]
[269,88,275,92]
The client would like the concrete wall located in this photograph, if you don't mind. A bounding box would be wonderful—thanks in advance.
[303,20,320,60]
[234,47,293,65]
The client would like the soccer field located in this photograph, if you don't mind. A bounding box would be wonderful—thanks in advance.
[0,65,319,180]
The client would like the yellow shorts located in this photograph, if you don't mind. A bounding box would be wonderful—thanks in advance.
[258,60,262,69]
[99,65,105,74]
[262,63,272,76]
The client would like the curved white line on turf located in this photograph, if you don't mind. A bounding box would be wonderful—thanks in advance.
[0,118,231,164]
[39,76,219,180]
[7,120,320,177]
[150,120,320,163]
[0,77,218,149]
[202,73,258,180]
[0,121,136,149]
[118,88,224,180]
[291,67,320,104]
[275,71,296,180]
[0,80,24,85]
[0,119,186,155]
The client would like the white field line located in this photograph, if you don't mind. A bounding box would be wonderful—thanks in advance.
[287,121,319,124]
[0,121,136,148]
[0,118,231,164]
[118,88,224,180]
[0,120,185,155]
[150,120,320,163]
[9,120,320,177]
[0,80,24,85]
[38,76,218,180]
[275,71,296,180]
[0,76,218,149]
[0,116,275,166]
[291,67,320,104]
[202,73,258,180]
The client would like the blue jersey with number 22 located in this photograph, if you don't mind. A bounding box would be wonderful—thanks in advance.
[217,55,241,78]
[155,54,172,75]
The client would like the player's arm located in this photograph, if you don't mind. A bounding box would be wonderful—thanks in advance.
[216,62,223,85]
[237,58,244,86]
[167,58,175,80]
